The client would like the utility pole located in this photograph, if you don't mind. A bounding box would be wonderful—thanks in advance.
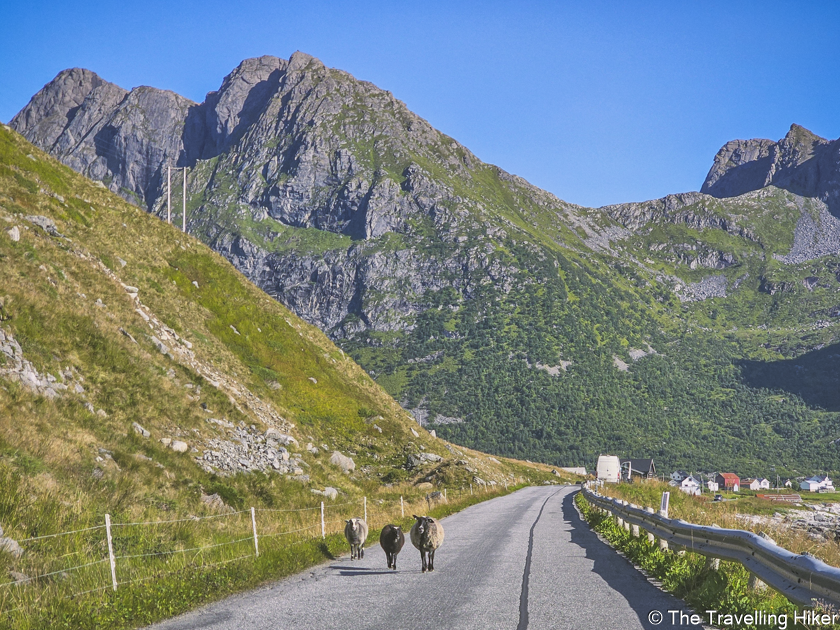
[182,166,187,233]
[167,165,171,224]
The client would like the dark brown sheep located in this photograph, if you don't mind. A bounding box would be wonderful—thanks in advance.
[379,524,405,570]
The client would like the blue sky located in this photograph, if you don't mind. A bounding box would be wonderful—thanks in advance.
[1,1,838,208]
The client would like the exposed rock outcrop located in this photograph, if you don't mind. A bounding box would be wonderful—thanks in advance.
[702,124,840,216]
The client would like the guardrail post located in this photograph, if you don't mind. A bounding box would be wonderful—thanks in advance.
[644,507,656,544]
[470,484,473,495]
[400,495,404,518]
[659,538,669,551]
[364,496,367,523]
[105,513,117,592]
[321,501,325,539]
[251,507,259,557]
[631,524,639,537]
[704,557,720,571]
[443,488,446,500]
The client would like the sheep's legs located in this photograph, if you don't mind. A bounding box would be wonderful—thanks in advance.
[429,549,435,571]
[360,545,364,559]
[421,550,428,572]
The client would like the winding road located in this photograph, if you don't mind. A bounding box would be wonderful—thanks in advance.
[150,486,690,629]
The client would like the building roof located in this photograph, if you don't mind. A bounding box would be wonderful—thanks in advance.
[717,473,740,483]
[620,458,655,473]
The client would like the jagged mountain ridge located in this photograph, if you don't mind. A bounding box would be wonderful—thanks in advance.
[701,124,840,216]
[11,53,840,474]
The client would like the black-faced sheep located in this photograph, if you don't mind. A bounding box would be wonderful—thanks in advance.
[344,518,368,560]
[410,514,444,572]
[379,524,405,570]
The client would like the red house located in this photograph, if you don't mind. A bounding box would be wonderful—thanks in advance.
[715,473,740,492]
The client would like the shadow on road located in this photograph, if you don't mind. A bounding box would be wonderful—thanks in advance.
[562,491,680,630]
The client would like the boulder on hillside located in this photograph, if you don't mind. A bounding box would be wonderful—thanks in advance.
[0,537,23,558]
[406,452,443,469]
[330,451,355,473]
[132,422,150,437]
[265,427,297,446]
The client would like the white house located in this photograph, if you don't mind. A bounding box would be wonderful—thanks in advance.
[670,470,690,483]
[675,475,701,496]
[756,478,771,490]
[800,476,835,492]
[743,478,761,491]
[707,480,719,492]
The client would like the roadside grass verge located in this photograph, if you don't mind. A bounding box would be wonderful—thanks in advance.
[0,478,527,629]
[575,492,837,630]
[599,481,840,567]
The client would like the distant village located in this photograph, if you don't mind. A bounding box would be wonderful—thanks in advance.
[577,456,836,496]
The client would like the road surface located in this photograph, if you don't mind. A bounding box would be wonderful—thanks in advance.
[150,486,690,629]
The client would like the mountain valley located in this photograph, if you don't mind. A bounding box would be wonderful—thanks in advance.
[10,52,840,476]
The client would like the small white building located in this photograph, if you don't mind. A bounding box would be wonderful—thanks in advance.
[756,478,771,490]
[743,478,761,491]
[706,480,719,492]
[671,475,701,496]
[800,475,835,492]
[670,470,690,482]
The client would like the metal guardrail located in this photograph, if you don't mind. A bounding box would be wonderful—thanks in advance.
[581,487,840,607]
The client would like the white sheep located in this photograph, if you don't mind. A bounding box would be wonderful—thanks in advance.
[344,518,368,560]
[410,515,444,572]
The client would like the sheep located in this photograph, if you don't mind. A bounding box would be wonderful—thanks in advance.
[410,514,444,572]
[379,524,405,570]
[344,518,368,560]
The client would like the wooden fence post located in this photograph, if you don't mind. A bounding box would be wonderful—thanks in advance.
[251,507,259,557]
[105,514,117,592]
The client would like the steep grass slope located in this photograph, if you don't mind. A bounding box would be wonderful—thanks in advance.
[0,124,562,626]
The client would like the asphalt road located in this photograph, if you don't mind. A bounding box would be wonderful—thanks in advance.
[150,486,691,629]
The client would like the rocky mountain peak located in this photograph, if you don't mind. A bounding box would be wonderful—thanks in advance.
[701,124,840,215]
[202,55,288,157]
[12,68,127,150]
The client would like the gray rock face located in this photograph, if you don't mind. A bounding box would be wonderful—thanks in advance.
[132,422,150,438]
[702,124,840,216]
[9,53,508,343]
[0,537,23,558]
[330,450,355,473]
[601,192,755,240]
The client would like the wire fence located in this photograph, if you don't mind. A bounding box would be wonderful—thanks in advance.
[0,483,505,620]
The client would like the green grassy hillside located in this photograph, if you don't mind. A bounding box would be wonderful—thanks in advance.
[0,125,562,628]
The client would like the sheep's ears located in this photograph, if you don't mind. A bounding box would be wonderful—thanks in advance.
[345,519,351,524]
[412,514,421,520]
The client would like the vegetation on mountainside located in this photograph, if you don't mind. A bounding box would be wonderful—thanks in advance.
[13,56,840,481]
[0,125,562,627]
